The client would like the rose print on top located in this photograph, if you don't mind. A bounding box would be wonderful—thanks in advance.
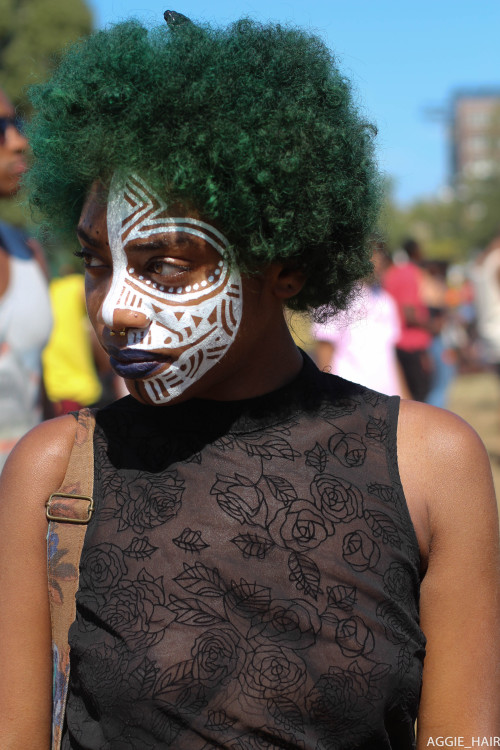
[247,598,321,649]
[334,616,375,658]
[240,644,307,700]
[64,363,426,748]
[79,543,128,593]
[311,473,364,524]
[306,661,390,746]
[211,474,268,527]
[342,530,381,572]
[191,628,246,687]
[268,501,334,552]
[328,429,367,467]
[101,470,185,533]
[210,419,384,601]
[383,562,416,606]
[98,568,169,652]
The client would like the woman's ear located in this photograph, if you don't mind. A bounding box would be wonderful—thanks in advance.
[271,264,307,301]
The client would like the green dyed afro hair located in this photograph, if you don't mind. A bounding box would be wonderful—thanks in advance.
[26,14,381,314]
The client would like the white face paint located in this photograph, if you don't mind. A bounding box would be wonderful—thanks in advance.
[103,172,243,404]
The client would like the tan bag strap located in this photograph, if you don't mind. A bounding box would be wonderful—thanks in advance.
[46,407,96,750]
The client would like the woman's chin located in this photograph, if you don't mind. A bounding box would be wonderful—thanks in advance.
[123,376,193,407]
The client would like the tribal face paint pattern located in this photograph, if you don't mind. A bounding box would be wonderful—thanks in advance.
[103,172,243,404]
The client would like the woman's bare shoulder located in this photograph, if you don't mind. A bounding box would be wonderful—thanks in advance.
[397,398,498,560]
[0,415,78,503]
[397,398,493,490]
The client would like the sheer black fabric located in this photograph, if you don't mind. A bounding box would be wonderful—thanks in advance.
[62,355,426,749]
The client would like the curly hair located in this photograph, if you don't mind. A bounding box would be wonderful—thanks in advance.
[26,16,381,313]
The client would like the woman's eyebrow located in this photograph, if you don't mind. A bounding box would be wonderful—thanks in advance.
[125,234,191,252]
[126,239,171,251]
[76,226,102,248]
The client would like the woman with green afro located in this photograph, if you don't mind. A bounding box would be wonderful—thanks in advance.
[0,12,498,750]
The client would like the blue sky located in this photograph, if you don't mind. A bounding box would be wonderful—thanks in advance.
[87,0,500,206]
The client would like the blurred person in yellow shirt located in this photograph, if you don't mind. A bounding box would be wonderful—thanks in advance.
[43,271,125,414]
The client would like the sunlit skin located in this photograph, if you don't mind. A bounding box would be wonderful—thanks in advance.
[77,181,305,406]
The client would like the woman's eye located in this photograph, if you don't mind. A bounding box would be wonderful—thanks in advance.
[74,249,107,269]
[147,259,191,277]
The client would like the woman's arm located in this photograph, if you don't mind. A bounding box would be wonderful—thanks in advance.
[398,401,500,746]
[0,415,76,749]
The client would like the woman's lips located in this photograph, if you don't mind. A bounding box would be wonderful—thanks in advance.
[108,348,172,380]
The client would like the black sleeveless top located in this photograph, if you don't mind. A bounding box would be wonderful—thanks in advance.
[62,355,426,749]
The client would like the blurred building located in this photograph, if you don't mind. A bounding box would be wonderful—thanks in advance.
[451,89,500,182]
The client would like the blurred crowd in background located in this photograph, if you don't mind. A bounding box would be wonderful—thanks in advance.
[293,235,499,406]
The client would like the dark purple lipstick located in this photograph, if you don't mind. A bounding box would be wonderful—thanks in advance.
[108,348,171,380]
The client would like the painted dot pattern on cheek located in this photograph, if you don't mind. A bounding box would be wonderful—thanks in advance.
[104,172,243,405]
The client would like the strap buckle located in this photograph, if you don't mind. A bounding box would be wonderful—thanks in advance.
[46,492,94,524]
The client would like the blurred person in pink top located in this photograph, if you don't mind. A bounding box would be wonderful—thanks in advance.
[314,242,408,397]
[383,238,432,401]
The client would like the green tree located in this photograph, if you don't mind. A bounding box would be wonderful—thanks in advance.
[381,177,500,263]
[0,0,93,110]
[0,0,92,254]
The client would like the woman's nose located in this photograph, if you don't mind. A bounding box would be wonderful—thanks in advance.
[101,271,153,330]
[6,123,27,152]
[109,309,151,332]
